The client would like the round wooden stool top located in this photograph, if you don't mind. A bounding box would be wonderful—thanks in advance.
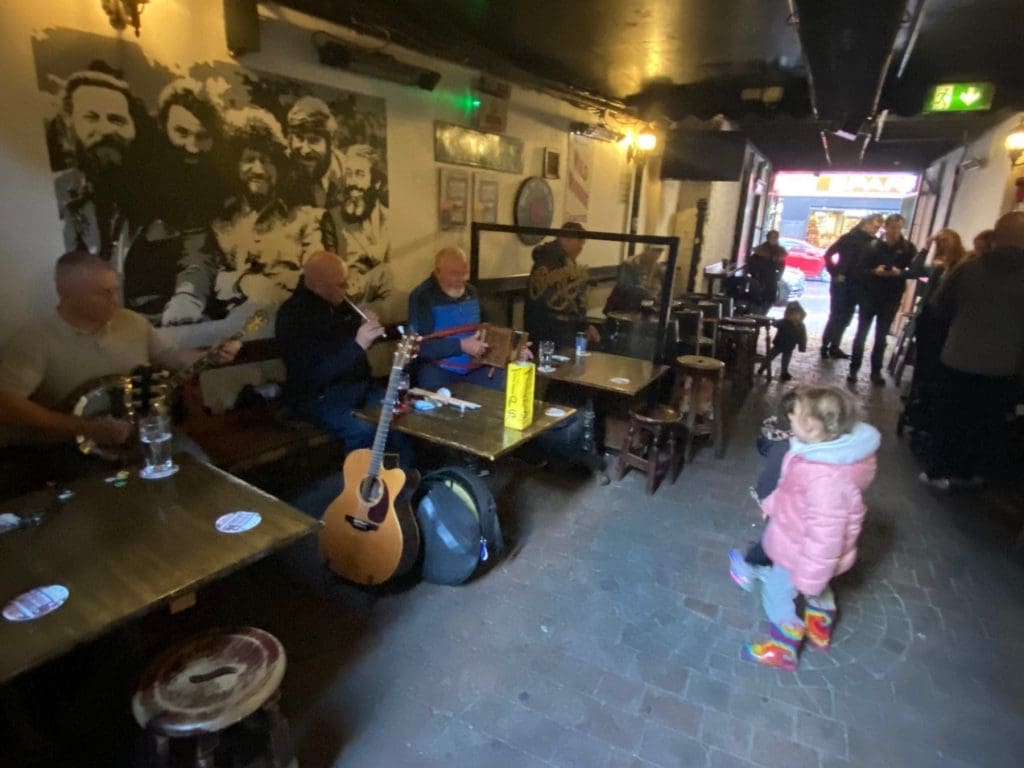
[745,314,774,328]
[676,355,725,372]
[630,403,684,425]
[719,317,757,328]
[132,627,286,738]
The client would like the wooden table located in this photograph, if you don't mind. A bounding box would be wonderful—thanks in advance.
[0,455,319,684]
[537,351,670,483]
[357,382,576,462]
[538,350,669,396]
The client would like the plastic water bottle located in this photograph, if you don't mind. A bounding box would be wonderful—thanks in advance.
[575,332,587,359]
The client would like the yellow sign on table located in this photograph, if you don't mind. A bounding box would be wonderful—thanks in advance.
[504,361,535,430]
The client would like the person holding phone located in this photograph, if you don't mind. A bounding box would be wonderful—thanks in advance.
[847,214,916,386]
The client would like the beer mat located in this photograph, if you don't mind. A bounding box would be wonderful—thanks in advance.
[610,377,631,385]
[3,585,70,622]
[412,399,438,411]
[408,388,482,409]
[576,351,592,357]
[544,407,567,417]
[0,513,21,534]
[215,511,262,534]
[550,354,570,362]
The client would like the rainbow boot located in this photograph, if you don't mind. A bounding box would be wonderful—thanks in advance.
[741,623,804,671]
[804,605,836,650]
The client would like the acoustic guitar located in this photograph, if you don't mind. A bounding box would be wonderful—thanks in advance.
[66,310,268,460]
[320,334,421,586]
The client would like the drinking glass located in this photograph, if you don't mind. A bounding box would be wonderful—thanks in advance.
[138,410,178,479]
[539,340,556,372]
[393,371,411,412]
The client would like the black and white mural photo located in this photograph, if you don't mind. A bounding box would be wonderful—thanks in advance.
[32,28,391,337]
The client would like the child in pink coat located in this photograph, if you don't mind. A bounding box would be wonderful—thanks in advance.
[730,385,880,670]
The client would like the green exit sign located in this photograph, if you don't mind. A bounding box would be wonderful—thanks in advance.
[924,82,995,113]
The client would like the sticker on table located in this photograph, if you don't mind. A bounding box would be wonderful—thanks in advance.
[544,407,567,417]
[215,511,262,534]
[3,584,70,622]
[609,377,631,385]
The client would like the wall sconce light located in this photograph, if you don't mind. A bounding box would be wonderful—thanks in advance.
[636,130,657,152]
[102,0,148,36]
[1006,120,1024,166]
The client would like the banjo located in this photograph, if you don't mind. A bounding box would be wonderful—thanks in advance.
[66,311,268,460]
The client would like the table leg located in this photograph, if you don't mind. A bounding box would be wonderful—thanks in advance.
[581,398,609,485]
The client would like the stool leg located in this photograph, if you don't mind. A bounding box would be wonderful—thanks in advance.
[263,692,295,768]
[668,426,681,482]
[617,421,636,481]
[195,733,218,768]
[645,425,661,495]
[713,371,725,458]
[684,376,699,462]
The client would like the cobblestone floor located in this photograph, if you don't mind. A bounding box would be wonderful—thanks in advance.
[245,332,1024,768]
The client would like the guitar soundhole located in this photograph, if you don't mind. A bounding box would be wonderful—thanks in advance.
[358,481,390,525]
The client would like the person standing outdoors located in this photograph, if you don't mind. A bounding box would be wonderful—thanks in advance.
[747,230,787,315]
[820,214,883,359]
[847,213,916,385]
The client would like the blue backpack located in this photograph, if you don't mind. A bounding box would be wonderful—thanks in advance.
[414,467,504,585]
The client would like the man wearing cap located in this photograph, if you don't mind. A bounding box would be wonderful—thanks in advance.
[282,95,344,209]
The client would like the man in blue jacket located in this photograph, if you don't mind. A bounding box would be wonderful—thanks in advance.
[408,247,496,391]
[275,250,411,465]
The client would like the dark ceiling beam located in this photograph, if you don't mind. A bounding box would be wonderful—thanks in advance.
[791,0,909,126]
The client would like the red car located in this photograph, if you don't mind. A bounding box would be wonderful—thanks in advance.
[780,237,830,281]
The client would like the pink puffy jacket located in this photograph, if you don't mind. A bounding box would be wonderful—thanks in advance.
[761,422,880,596]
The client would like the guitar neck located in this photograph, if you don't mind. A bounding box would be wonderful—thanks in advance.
[367,363,403,479]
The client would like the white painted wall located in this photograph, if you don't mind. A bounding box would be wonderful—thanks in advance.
[0,1,631,342]
[930,112,1024,241]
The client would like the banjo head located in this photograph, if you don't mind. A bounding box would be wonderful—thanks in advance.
[70,375,133,460]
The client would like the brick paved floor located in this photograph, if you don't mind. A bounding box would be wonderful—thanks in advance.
[238,340,1024,768]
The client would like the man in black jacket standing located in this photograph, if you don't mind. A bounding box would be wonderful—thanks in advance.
[820,214,883,359]
[275,250,411,465]
[848,213,916,385]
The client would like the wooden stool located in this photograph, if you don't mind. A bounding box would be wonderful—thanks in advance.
[675,355,725,459]
[616,404,684,494]
[744,314,775,376]
[133,627,294,768]
[716,323,758,393]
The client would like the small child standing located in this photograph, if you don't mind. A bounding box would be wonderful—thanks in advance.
[759,301,807,382]
[729,385,880,670]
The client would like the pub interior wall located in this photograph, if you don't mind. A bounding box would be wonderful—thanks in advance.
[0,1,631,344]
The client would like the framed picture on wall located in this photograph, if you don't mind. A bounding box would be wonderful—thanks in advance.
[439,168,470,230]
[473,174,499,223]
[543,148,560,179]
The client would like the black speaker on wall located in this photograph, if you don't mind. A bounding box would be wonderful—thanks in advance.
[224,0,260,57]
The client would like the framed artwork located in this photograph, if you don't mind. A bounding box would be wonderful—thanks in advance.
[473,174,499,223]
[439,168,470,230]
[434,121,524,173]
[543,148,561,179]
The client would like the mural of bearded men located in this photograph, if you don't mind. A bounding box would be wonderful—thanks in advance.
[122,78,231,325]
[212,107,323,313]
[282,96,344,209]
[322,143,393,314]
[53,67,146,268]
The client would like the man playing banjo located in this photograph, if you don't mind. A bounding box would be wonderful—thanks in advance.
[0,250,239,497]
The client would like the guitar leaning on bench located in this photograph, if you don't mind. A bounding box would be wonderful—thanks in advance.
[64,310,268,461]
[320,334,421,586]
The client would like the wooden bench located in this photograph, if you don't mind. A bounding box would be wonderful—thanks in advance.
[180,338,342,497]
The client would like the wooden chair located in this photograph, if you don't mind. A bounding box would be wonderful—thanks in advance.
[616,402,684,494]
[133,627,295,768]
[676,355,726,459]
[674,308,715,358]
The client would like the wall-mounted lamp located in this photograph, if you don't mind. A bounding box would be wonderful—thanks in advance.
[636,130,657,152]
[101,0,148,36]
[1006,120,1024,166]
